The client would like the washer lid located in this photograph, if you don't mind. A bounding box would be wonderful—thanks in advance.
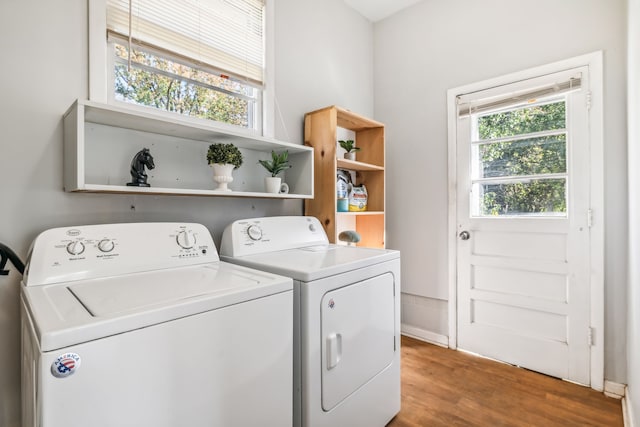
[221,244,399,282]
[22,262,292,351]
[69,264,261,316]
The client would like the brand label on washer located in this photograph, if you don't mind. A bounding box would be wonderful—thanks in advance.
[51,353,81,378]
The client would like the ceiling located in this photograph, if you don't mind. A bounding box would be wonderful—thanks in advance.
[343,0,424,22]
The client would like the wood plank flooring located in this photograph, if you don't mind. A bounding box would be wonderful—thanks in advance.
[388,336,623,427]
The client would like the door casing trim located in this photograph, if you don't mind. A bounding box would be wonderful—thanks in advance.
[446,51,604,391]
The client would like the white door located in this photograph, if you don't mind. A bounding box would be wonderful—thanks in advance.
[455,67,592,384]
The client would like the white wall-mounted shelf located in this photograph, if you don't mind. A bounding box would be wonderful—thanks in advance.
[63,100,314,198]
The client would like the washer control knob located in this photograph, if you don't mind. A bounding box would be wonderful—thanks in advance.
[247,225,263,241]
[66,240,85,256]
[309,223,317,232]
[98,239,115,253]
[176,230,196,249]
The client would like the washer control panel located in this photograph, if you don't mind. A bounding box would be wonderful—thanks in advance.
[24,223,218,286]
[220,216,329,257]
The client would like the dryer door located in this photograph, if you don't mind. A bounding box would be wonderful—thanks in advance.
[320,272,395,411]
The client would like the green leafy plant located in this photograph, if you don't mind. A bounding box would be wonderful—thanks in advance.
[207,143,243,169]
[338,139,361,153]
[258,151,292,177]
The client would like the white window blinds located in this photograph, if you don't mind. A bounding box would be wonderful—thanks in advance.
[457,69,582,117]
[106,0,264,85]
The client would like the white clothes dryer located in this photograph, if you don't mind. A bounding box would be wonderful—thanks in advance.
[220,216,401,427]
[21,222,293,427]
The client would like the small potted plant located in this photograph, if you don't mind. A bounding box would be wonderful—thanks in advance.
[258,150,292,193]
[339,139,360,160]
[207,143,243,191]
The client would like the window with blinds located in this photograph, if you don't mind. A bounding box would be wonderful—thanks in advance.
[105,0,265,130]
[457,70,583,217]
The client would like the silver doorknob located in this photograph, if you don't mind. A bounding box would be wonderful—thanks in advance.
[459,231,470,240]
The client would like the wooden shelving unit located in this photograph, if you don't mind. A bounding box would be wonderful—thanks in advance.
[304,106,385,248]
[63,100,314,198]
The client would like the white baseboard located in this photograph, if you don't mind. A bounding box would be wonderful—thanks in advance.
[401,323,449,348]
[605,380,626,399]
[623,387,636,427]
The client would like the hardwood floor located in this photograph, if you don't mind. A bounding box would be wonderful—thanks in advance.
[388,336,623,427]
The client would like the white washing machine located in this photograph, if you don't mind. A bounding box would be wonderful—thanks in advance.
[220,216,401,427]
[21,222,293,427]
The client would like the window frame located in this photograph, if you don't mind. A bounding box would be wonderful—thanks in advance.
[88,0,275,136]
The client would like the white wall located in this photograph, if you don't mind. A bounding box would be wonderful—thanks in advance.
[0,0,373,425]
[374,0,628,382]
[274,0,374,140]
[627,0,640,422]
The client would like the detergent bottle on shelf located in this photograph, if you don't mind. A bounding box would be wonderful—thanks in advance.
[348,184,368,212]
[336,169,350,212]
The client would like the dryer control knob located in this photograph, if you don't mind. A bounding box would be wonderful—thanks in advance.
[176,230,196,249]
[66,240,85,256]
[98,239,115,253]
[247,225,263,241]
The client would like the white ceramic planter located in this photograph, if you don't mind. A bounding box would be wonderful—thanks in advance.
[264,176,281,193]
[344,152,356,161]
[211,163,235,191]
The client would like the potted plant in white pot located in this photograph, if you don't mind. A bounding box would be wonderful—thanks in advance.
[207,143,243,191]
[258,150,292,194]
[339,139,360,160]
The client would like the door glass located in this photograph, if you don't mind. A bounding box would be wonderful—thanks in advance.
[476,134,566,178]
[472,179,566,217]
[477,101,566,139]
[471,99,568,217]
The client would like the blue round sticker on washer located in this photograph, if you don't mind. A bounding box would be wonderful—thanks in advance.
[51,353,81,378]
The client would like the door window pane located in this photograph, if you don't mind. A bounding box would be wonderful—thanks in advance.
[477,102,565,140]
[476,134,566,178]
[471,99,567,217]
[473,179,567,217]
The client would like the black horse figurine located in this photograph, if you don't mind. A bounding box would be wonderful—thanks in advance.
[126,148,155,187]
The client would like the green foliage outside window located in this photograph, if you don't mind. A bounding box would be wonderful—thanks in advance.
[476,101,567,216]
[477,101,566,140]
[114,44,256,128]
